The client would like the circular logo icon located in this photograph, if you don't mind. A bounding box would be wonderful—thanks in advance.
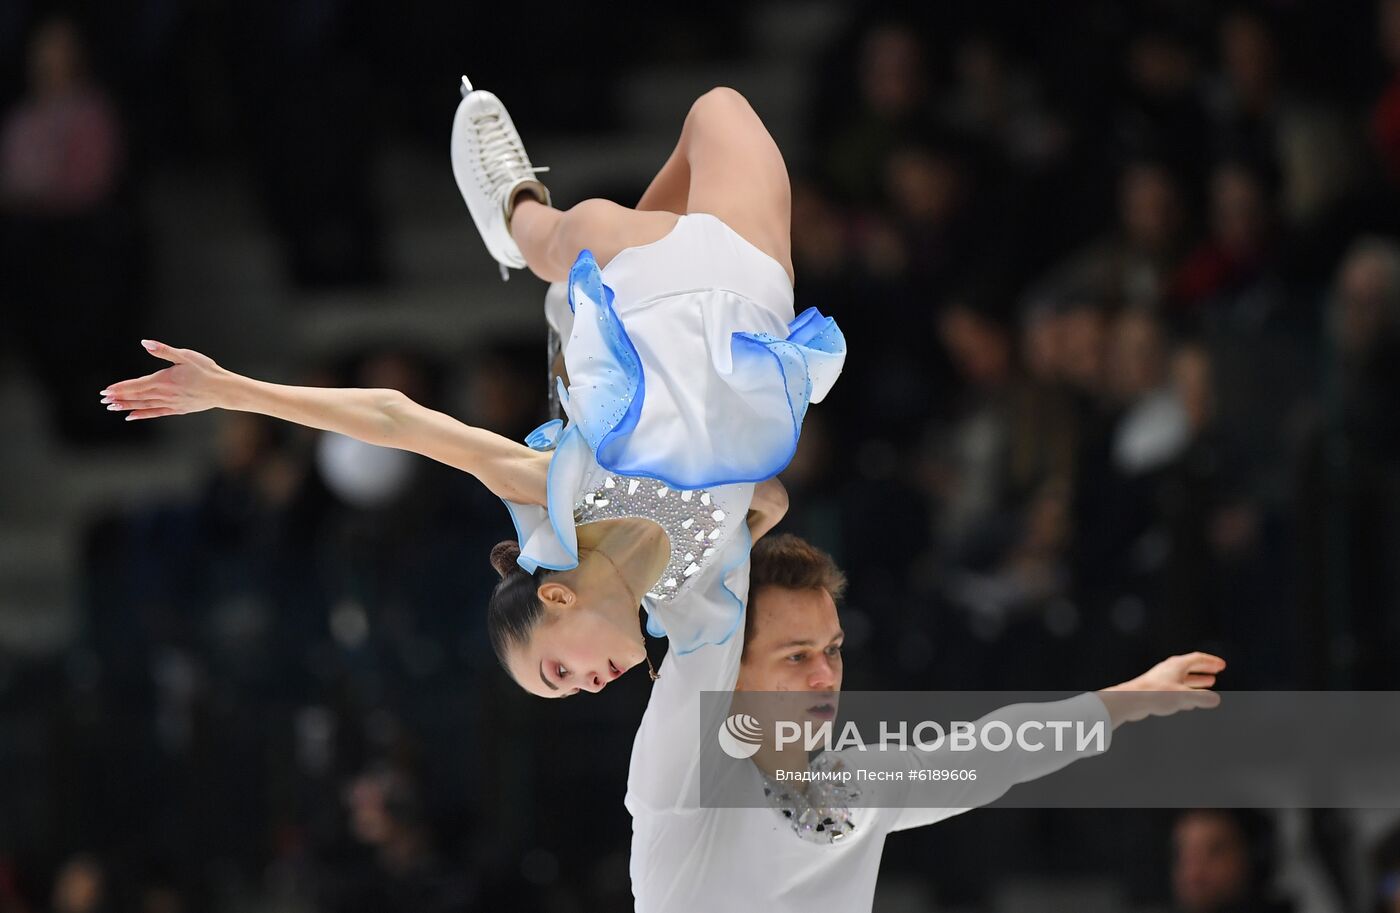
[717,713,763,759]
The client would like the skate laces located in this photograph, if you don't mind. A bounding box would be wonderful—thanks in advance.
[472,110,548,197]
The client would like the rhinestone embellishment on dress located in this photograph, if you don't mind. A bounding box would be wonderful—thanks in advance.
[573,475,729,601]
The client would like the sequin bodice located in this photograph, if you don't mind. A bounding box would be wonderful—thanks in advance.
[572,474,733,602]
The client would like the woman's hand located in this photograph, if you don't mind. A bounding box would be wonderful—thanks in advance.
[1096,651,1226,728]
[98,341,548,503]
[100,339,234,421]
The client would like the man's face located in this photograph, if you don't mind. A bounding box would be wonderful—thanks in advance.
[736,586,844,723]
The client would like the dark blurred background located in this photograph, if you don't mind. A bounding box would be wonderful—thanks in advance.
[3,0,1400,911]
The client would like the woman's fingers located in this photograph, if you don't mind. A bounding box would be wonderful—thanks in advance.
[105,399,171,412]
[101,370,171,399]
[101,342,216,424]
[140,339,186,364]
[140,339,217,369]
[125,407,181,421]
[102,383,174,402]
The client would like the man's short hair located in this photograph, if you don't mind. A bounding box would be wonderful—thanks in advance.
[745,534,847,646]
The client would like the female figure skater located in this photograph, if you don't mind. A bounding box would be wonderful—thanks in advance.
[99,78,845,699]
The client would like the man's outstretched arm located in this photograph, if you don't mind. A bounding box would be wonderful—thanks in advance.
[884,652,1225,832]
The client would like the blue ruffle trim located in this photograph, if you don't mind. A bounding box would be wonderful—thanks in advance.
[499,416,590,574]
[565,248,847,490]
[567,251,647,475]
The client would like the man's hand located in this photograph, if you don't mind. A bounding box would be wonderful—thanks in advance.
[746,478,790,542]
[1096,651,1226,728]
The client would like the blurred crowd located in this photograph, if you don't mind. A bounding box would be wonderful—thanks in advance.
[793,5,1400,697]
[4,1,1400,912]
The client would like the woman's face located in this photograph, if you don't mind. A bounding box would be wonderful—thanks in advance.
[505,583,648,698]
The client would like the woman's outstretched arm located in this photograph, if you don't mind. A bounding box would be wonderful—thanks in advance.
[101,340,549,505]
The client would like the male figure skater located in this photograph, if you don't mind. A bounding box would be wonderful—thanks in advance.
[626,533,1225,911]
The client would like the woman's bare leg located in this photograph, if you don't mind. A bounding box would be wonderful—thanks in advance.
[510,197,678,283]
[676,88,793,285]
[636,146,690,213]
[509,87,791,285]
[636,88,792,278]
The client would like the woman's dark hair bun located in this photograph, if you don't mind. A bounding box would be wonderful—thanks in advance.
[490,540,523,579]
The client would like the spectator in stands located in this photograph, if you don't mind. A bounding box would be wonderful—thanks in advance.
[926,293,1081,643]
[1106,309,1190,478]
[823,22,933,203]
[1065,309,1181,673]
[318,765,474,913]
[1057,294,1112,399]
[1204,1,1353,218]
[940,32,1069,170]
[0,17,121,214]
[884,142,975,294]
[1015,298,1082,488]
[931,294,1017,558]
[1044,158,1190,312]
[1155,341,1275,672]
[1171,809,1293,913]
[1172,157,1282,315]
[1298,238,1400,687]
[1118,24,1212,185]
[49,855,107,913]
[0,14,138,444]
